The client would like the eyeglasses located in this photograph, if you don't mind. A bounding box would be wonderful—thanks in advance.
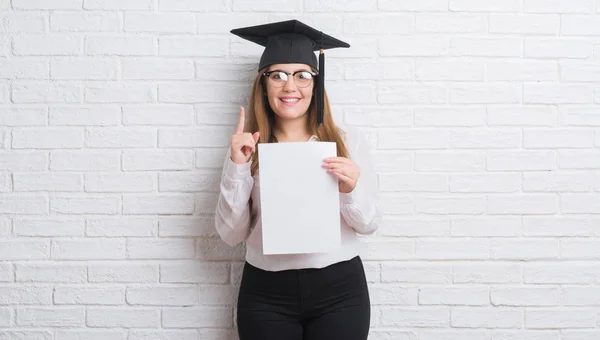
[263,70,317,88]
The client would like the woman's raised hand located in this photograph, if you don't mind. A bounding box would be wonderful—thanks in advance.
[230,105,260,164]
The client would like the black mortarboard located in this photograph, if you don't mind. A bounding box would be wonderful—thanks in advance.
[230,20,350,126]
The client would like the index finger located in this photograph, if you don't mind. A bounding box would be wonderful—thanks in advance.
[235,106,245,134]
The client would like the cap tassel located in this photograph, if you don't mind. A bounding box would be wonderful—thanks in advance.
[317,33,325,126]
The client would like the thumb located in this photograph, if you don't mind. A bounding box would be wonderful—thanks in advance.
[252,131,260,143]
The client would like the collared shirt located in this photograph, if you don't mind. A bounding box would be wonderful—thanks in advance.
[214,126,382,271]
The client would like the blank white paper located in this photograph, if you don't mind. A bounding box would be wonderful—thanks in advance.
[258,141,341,255]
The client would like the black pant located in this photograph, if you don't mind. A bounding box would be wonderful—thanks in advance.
[236,256,371,340]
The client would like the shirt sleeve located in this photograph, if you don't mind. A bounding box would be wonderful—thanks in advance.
[214,148,254,246]
[339,127,383,235]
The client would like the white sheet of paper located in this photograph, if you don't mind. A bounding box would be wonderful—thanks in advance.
[258,141,341,255]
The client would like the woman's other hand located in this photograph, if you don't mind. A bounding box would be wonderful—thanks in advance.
[323,157,360,193]
[230,105,260,164]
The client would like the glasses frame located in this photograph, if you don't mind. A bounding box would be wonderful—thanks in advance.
[262,70,317,88]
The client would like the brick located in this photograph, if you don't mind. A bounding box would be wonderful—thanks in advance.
[0,240,49,260]
[525,0,594,13]
[380,196,413,216]
[51,239,126,260]
[159,172,220,192]
[162,307,232,328]
[379,217,450,237]
[378,85,446,105]
[0,287,53,304]
[305,0,376,11]
[487,151,556,171]
[127,239,195,260]
[490,14,559,34]
[55,330,126,340]
[161,0,227,11]
[86,308,159,327]
[86,217,157,236]
[416,196,486,215]
[0,308,9,326]
[198,285,237,305]
[487,194,558,214]
[50,11,119,32]
[195,192,219,214]
[123,194,195,214]
[12,81,80,103]
[415,239,489,260]
[417,14,486,33]
[561,239,600,259]
[525,83,595,104]
[454,263,522,283]
[526,308,596,328]
[50,150,120,171]
[123,105,194,126]
[417,60,485,81]
[85,36,156,56]
[560,106,600,126]
[487,61,558,81]
[523,217,595,236]
[0,262,11,281]
[12,128,83,149]
[85,82,155,103]
[450,84,520,104]
[197,13,268,33]
[159,217,216,237]
[561,194,600,213]
[562,331,600,340]
[196,148,228,169]
[128,330,198,340]
[122,150,193,171]
[491,239,559,260]
[126,285,197,306]
[49,106,120,126]
[0,13,45,33]
[345,15,412,34]
[369,284,417,305]
[523,172,593,192]
[559,150,600,169]
[160,261,230,284]
[345,61,414,80]
[524,262,599,283]
[85,173,155,193]
[232,0,301,11]
[419,287,489,306]
[50,195,120,214]
[344,108,412,128]
[451,216,521,236]
[0,107,47,126]
[380,308,449,327]
[380,36,448,57]
[492,286,560,306]
[0,195,47,214]
[450,173,521,193]
[525,38,594,58]
[563,287,600,305]
[451,38,521,57]
[451,308,522,328]
[123,58,193,80]
[51,58,118,80]
[361,239,414,261]
[158,83,246,103]
[524,128,594,148]
[562,15,600,35]
[84,0,153,10]
[560,60,600,82]
[16,307,84,327]
[16,263,86,283]
[422,331,491,340]
[324,83,377,104]
[0,58,49,79]
[88,263,158,283]
[125,13,195,33]
[13,34,82,56]
[159,37,228,57]
[159,127,231,148]
[450,0,521,11]
[0,173,10,192]
[0,332,52,340]
[85,127,156,148]
[415,151,485,172]
[13,217,84,237]
[372,150,413,172]
[378,0,448,11]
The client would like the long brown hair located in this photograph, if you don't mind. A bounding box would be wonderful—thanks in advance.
[244,66,350,176]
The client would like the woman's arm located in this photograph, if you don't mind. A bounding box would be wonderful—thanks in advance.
[214,149,254,246]
[339,128,383,235]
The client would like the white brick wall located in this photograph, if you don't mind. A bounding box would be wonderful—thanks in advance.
[0,1,599,339]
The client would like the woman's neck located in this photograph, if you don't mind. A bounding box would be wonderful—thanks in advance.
[273,118,312,143]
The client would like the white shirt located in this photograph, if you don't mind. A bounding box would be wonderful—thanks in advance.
[214,126,383,271]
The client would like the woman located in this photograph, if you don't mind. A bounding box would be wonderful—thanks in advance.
[214,20,382,340]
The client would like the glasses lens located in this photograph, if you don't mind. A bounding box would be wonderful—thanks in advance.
[295,72,313,88]
[269,71,287,85]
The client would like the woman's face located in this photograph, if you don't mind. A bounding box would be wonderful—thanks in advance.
[264,63,315,122]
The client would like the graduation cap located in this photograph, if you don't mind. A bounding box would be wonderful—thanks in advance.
[230,19,350,126]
